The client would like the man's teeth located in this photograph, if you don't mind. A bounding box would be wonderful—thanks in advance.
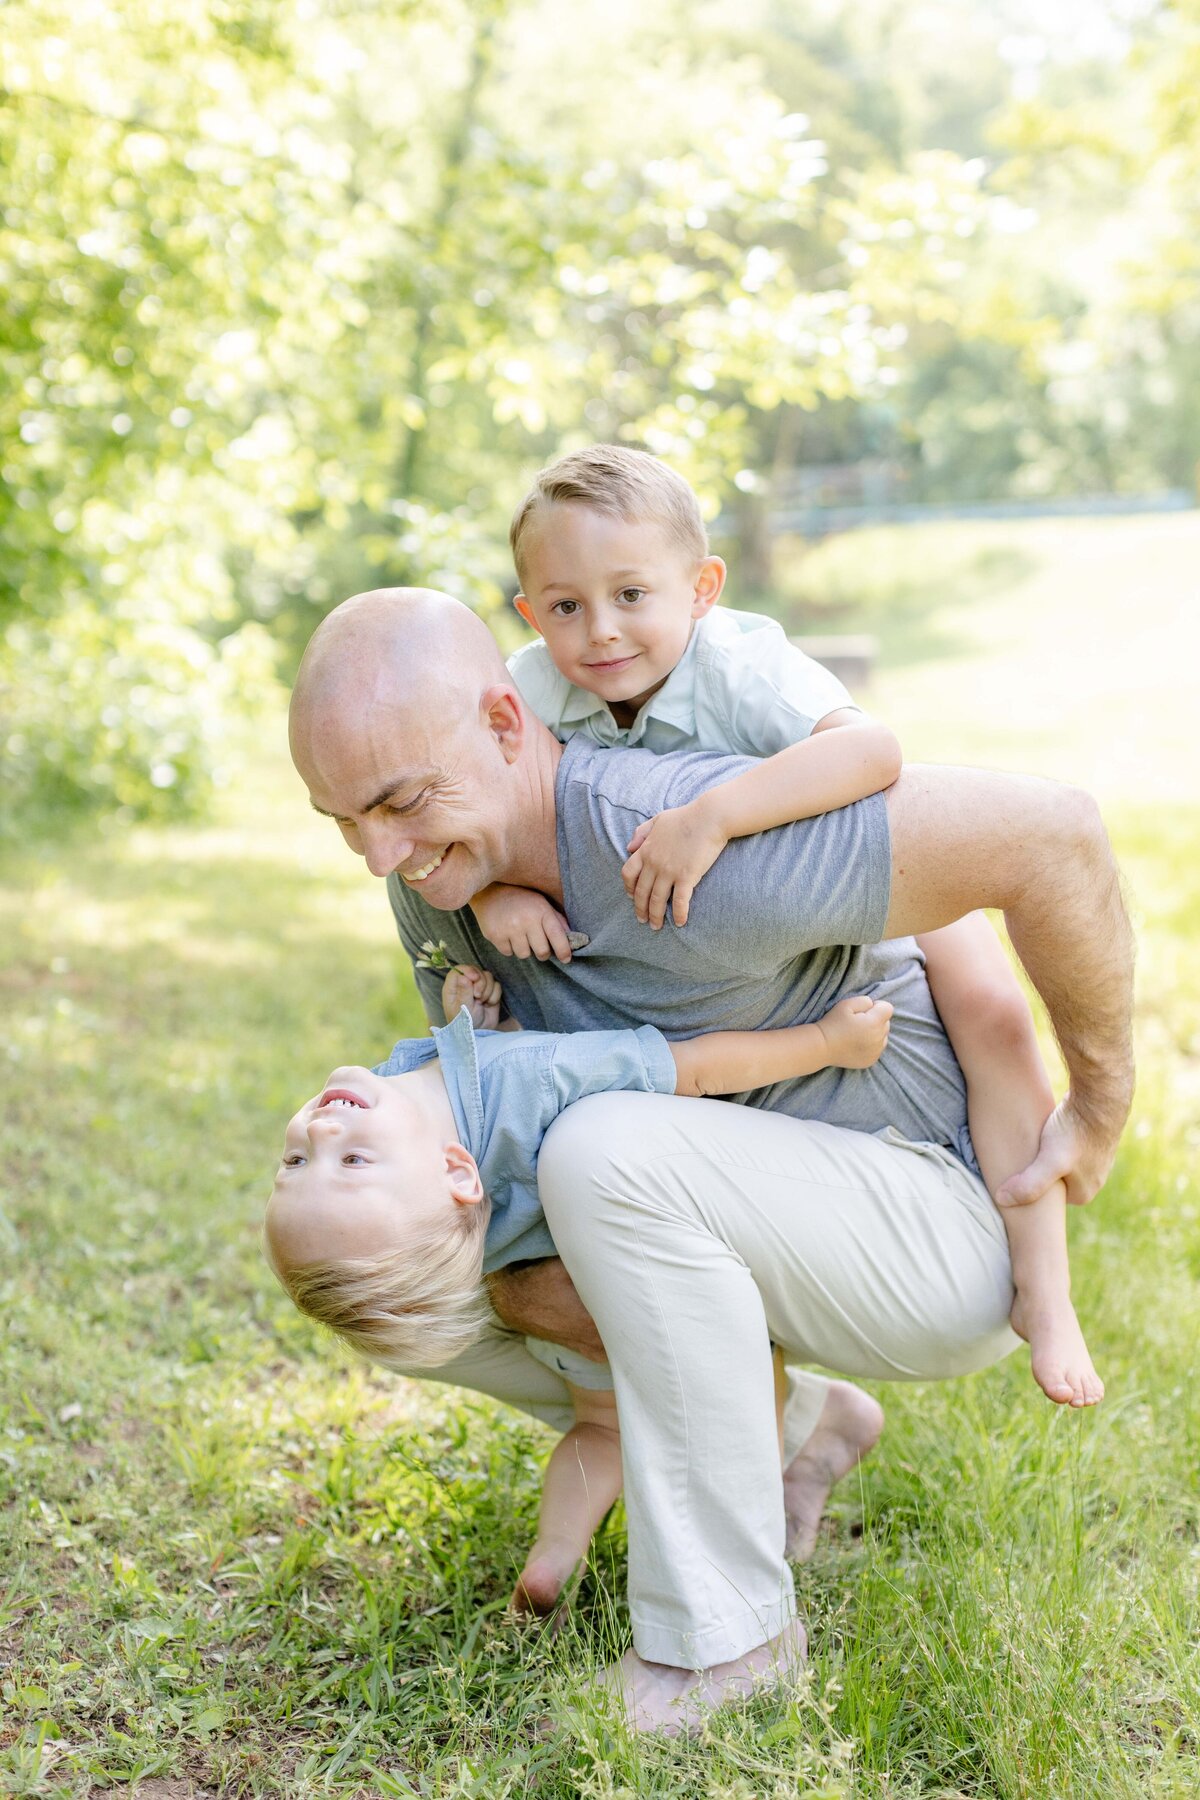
[405,850,446,881]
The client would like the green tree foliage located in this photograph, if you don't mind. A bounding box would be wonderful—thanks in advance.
[1,0,1194,824]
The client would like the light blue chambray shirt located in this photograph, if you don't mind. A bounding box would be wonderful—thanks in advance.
[373,1008,677,1392]
[507,604,856,754]
[372,1007,677,1276]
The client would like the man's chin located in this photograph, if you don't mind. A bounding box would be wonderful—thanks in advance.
[398,844,475,910]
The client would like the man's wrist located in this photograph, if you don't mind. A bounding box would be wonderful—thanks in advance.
[1064,1071,1134,1145]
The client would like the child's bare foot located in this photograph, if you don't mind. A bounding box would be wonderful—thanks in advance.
[1010,1288,1104,1407]
[591,1617,807,1736]
[510,1542,580,1618]
[782,1380,884,1561]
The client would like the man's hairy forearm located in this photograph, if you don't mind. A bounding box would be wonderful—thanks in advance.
[884,766,1135,1138]
[485,1258,608,1362]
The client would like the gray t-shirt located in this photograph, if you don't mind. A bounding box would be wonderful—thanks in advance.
[389,734,974,1161]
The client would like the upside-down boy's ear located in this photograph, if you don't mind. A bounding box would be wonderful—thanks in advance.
[445,1142,485,1206]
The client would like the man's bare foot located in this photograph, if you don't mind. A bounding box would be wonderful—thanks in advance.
[1010,1288,1104,1407]
[510,1542,580,1618]
[782,1380,884,1561]
[592,1617,807,1737]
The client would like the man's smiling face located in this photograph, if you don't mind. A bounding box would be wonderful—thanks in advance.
[292,649,515,909]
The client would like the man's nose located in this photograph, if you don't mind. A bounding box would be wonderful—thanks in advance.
[359,818,416,879]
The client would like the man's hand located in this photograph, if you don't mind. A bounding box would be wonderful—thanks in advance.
[484,1257,608,1362]
[996,1095,1123,1209]
[442,963,503,1031]
[622,799,729,929]
[470,882,575,962]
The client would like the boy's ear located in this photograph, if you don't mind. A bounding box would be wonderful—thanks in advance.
[691,556,726,619]
[445,1142,485,1206]
[514,595,542,634]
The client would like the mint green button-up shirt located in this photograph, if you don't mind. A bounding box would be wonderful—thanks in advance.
[507,605,855,755]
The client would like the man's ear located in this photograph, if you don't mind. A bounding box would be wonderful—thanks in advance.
[514,595,542,635]
[480,683,525,764]
[691,555,727,619]
[445,1142,485,1207]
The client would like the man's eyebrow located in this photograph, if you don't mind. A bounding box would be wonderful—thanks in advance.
[309,774,434,820]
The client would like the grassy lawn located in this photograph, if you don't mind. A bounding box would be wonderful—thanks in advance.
[2,513,1198,1797]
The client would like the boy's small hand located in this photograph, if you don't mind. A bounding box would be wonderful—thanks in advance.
[470,883,575,963]
[442,963,503,1031]
[622,802,730,930]
[817,995,893,1068]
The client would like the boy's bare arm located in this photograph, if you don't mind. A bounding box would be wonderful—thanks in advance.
[703,710,902,838]
[624,711,901,930]
[885,766,1134,1206]
[670,996,892,1097]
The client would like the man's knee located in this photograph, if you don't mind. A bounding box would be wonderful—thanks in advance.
[538,1092,634,1227]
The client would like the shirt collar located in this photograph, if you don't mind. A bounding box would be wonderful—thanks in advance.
[429,1006,486,1155]
[628,624,702,737]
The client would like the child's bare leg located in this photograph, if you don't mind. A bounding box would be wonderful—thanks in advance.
[920,914,1102,1407]
[1003,1178,1103,1406]
[512,1383,623,1615]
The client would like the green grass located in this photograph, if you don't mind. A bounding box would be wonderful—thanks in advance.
[3,513,1199,1796]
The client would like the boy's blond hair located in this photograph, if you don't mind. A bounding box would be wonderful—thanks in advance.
[510,444,708,581]
[264,1200,492,1369]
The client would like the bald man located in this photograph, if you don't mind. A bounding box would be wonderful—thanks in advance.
[288,586,1133,1732]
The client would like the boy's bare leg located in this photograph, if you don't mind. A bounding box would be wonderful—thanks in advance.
[920,913,1102,1406]
[512,1385,623,1615]
[1004,1181,1103,1405]
[782,1380,885,1560]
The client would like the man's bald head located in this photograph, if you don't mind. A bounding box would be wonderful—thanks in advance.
[290,587,509,756]
[288,586,558,904]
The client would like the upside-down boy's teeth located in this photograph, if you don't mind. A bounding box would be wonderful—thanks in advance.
[405,849,446,882]
[317,1088,368,1109]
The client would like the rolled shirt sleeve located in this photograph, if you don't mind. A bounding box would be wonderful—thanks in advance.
[547,1024,678,1112]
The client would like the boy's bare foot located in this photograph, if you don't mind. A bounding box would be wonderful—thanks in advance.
[592,1617,807,1736]
[1010,1289,1104,1407]
[782,1380,885,1561]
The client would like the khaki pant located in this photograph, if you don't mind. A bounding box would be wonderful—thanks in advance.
[537,1092,1019,1668]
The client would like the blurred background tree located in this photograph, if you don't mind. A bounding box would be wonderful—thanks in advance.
[1,0,1196,825]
